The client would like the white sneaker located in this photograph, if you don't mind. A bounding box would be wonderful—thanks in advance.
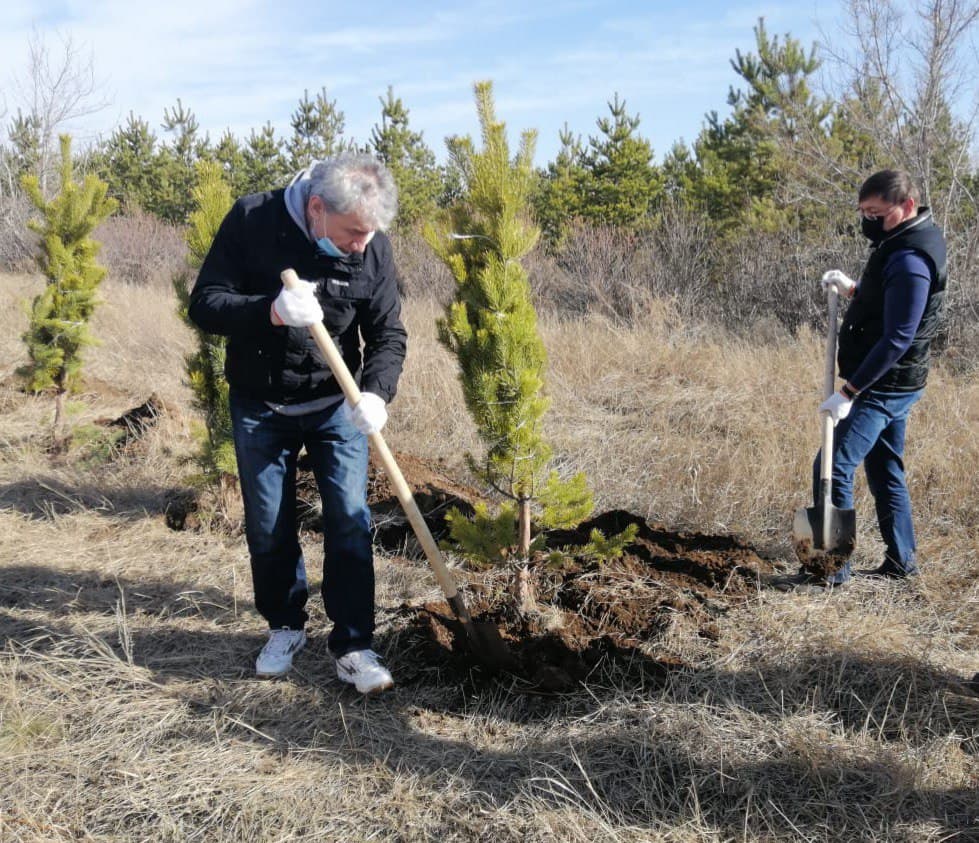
[336,649,394,694]
[255,628,307,677]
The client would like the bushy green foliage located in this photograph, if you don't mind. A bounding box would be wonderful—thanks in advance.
[443,503,518,567]
[534,96,662,240]
[20,134,117,436]
[288,88,346,170]
[425,81,594,563]
[371,87,441,229]
[174,159,236,478]
[579,523,640,565]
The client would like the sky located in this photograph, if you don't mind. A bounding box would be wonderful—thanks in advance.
[1,0,841,167]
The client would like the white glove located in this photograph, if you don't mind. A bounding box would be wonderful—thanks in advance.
[820,270,856,297]
[271,280,323,327]
[819,391,853,425]
[343,392,388,435]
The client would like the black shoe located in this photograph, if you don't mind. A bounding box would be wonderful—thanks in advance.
[766,571,848,594]
[854,562,919,581]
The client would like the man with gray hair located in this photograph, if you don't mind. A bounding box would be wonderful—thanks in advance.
[189,153,407,694]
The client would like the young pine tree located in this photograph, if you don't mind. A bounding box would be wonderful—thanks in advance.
[20,134,118,442]
[424,81,593,564]
[174,159,236,479]
[370,87,441,229]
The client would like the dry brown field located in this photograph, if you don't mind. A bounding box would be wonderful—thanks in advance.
[1,270,977,841]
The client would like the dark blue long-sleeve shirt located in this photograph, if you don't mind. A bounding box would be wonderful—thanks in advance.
[847,249,932,392]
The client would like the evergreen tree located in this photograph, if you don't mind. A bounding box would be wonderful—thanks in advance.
[174,159,236,478]
[424,81,593,563]
[6,110,43,185]
[690,19,830,233]
[212,129,249,197]
[20,134,118,441]
[532,123,587,243]
[241,121,288,194]
[581,94,662,229]
[95,112,162,212]
[370,86,440,229]
[287,88,345,170]
[156,99,208,222]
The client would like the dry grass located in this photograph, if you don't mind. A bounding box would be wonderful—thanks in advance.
[1,271,977,841]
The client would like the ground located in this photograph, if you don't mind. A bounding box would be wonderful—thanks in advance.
[1,276,978,841]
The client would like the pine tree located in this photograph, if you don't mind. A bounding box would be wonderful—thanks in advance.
[691,19,830,233]
[241,122,288,194]
[581,94,662,229]
[95,112,163,213]
[174,159,236,478]
[533,123,587,243]
[20,134,118,442]
[157,99,209,223]
[287,88,345,170]
[6,110,44,185]
[212,129,249,197]
[424,81,593,564]
[370,87,440,229]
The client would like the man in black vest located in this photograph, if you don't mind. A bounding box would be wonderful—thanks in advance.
[189,154,407,692]
[785,169,947,591]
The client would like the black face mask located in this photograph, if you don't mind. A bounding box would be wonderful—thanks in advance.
[861,216,886,243]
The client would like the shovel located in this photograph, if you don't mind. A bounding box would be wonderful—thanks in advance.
[280,269,513,671]
[792,287,857,571]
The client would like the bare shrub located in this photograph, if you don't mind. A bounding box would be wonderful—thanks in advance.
[389,229,454,301]
[95,208,187,288]
[549,220,643,319]
[0,187,37,271]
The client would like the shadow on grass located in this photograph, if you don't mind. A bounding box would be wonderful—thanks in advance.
[0,476,181,521]
[0,564,235,622]
[1,564,977,840]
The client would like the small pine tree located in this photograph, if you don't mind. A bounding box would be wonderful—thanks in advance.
[424,81,594,563]
[533,123,587,244]
[174,159,236,478]
[287,88,346,170]
[370,87,441,229]
[241,122,288,195]
[20,134,118,442]
[582,93,662,229]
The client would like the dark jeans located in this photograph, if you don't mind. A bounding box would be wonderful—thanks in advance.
[229,390,373,656]
[812,388,923,583]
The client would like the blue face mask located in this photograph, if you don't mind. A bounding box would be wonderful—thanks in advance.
[316,234,349,258]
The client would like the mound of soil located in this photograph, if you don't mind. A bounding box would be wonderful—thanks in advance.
[296,451,485,544]
[162,444,777,693]
[403,509,776,693]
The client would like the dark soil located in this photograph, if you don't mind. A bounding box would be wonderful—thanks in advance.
[297,450,486,545]
[400,509,777,693]
[160,429,778,693]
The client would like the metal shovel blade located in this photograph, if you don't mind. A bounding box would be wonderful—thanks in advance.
[793,501,857,569]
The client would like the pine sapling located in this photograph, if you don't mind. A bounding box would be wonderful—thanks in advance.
[20,134,118,445]
[424,81,594,578]
[173,159,236,482]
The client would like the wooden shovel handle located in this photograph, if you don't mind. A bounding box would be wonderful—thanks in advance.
[280,269,461,601]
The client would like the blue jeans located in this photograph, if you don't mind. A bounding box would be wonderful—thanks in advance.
[811,388,922,583]
[229,390,373,656]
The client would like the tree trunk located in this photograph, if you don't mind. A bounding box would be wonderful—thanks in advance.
[52,386,67,450]
[518,497,532,557]
[513,497,537,614]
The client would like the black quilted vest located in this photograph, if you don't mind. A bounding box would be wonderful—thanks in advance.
[838,209,947,392]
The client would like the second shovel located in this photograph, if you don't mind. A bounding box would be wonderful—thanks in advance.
[792,286,857,573]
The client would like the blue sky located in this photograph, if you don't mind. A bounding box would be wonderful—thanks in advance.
[1,1,839,166]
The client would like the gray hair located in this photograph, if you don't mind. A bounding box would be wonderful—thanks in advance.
[307,152,398,231]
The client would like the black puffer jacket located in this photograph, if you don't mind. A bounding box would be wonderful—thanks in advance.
[188,189,407,405]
